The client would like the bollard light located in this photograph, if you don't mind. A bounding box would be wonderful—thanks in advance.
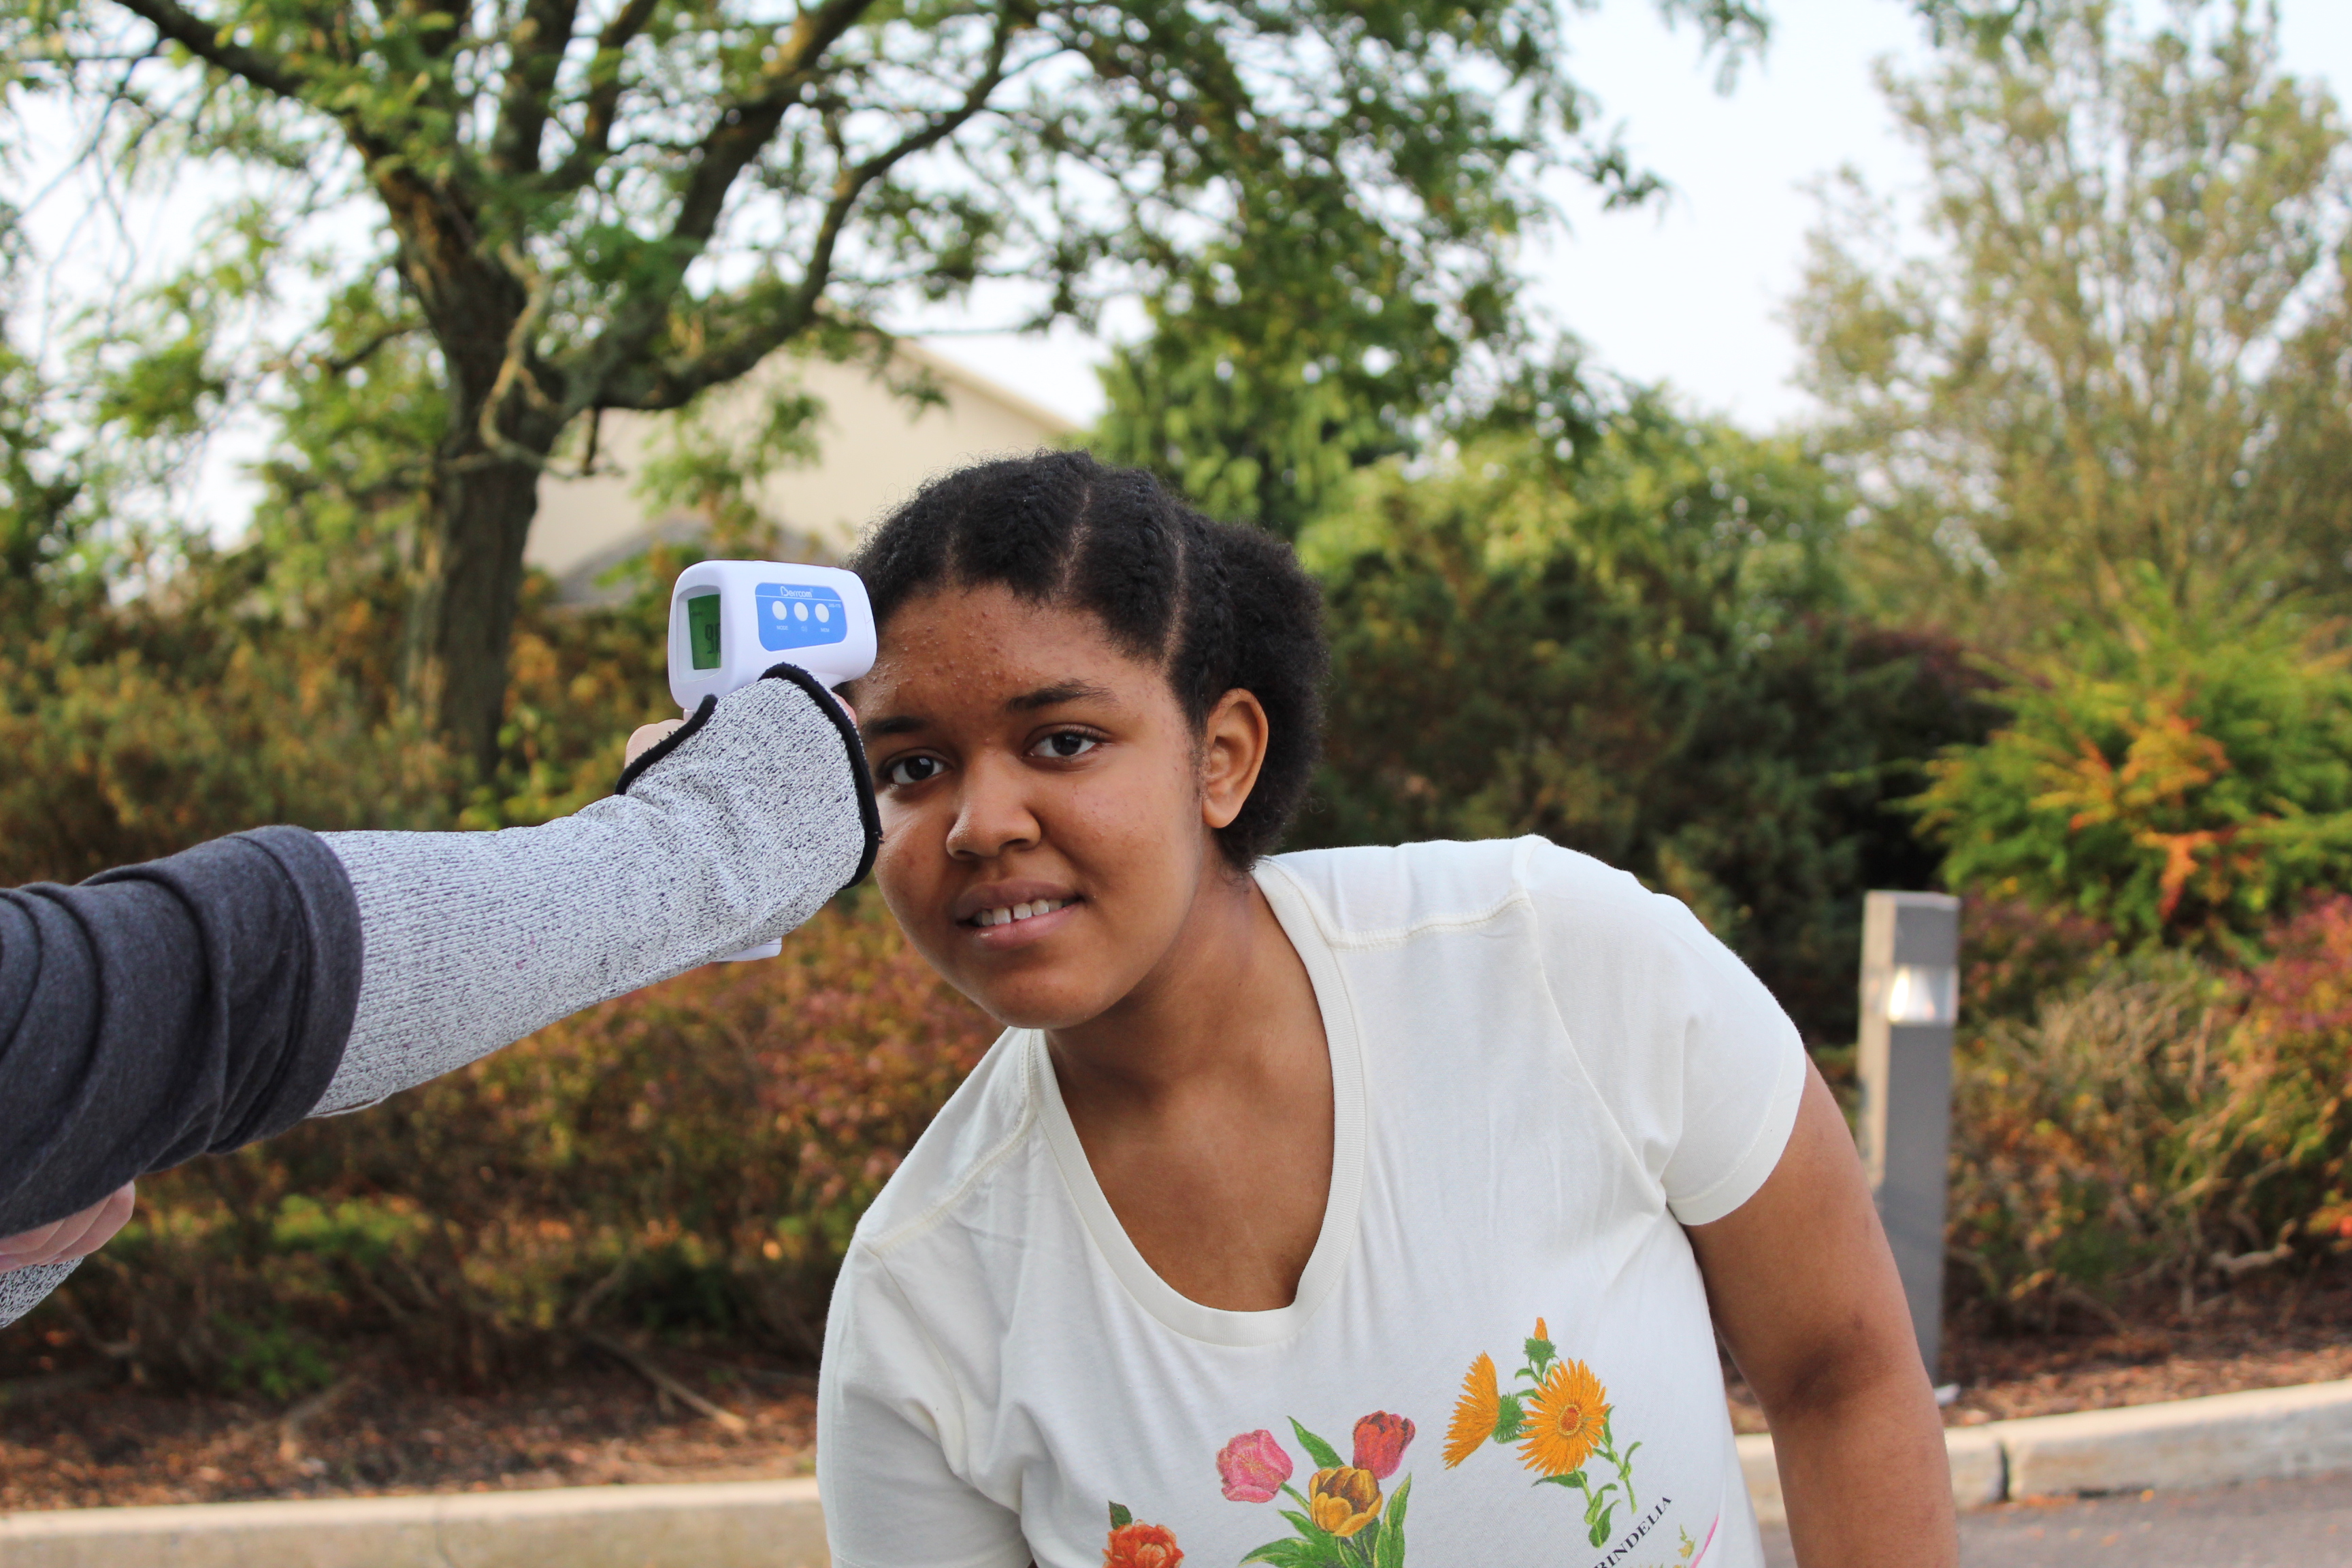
[1856,892,1961,1382]
[1884,963,1958,1026]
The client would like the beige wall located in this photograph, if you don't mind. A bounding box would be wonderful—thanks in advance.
[529,342,1078,593]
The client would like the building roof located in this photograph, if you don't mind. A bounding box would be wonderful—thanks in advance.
[529,340,1082,599]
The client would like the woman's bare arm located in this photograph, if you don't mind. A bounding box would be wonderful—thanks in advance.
[1686,1061,1958,1567]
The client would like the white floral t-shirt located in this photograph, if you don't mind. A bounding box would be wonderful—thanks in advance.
[818,837,1807,1568]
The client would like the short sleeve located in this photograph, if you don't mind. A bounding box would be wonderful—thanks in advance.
[817,1243,1028,1568]
[1520,840,1808,1227]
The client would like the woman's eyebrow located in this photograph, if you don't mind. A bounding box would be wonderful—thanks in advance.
[1007,681,1116,713]
[862,714,926,739]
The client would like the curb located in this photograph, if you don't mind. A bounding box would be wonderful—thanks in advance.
[1737,1376,2352,1525]
[0,1477,829,1568]
[5,1381,2350,1563]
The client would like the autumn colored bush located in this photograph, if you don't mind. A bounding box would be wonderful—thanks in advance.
[38,895,998,1389]
[1946,896,2352,1327]
[2202,896,2352,1255]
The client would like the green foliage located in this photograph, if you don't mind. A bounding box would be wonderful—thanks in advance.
[1917,604,2352,949]
[2,0,1752,762]
[1293,397,1995,1040]
[33,895,997,1386]
[1088,2,1778,536]
[1793,0,2352,643]
[215,1313,342,1401]
[243,270,444,619]
[1091,199,1477,539]
[0,234,480,882]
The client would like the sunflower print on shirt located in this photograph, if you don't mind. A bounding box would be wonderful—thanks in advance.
[1445,1319,1648,1550]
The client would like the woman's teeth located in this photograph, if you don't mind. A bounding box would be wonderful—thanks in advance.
[974,898,1071,928]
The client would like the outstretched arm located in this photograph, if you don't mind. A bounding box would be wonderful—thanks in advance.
[312,664,872,1113]
[0,664,874,1328]
[1687,1062,1959,1568]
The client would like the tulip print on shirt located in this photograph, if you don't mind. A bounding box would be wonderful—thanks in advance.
[1201,1411,1417,1566]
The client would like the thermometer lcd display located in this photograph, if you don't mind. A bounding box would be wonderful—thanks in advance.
[687,592,723,670]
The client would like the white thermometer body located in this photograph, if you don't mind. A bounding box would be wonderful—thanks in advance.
[668,560,876,715]
[665,560,876,960]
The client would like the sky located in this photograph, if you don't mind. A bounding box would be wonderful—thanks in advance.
[924,0,2352,434]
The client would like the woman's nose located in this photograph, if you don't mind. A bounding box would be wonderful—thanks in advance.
[943,753,1041,860]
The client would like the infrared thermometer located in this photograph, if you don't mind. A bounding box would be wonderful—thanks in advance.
[666,560,876,960]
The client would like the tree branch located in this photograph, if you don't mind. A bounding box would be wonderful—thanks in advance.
[661,0,880,252]
[489,0,583,176]
[544,0,663,189]
[106,0,310,100]
[468,242,577,472]
[321,321,423,376]
[742,0,878,114]
[592,14,1020,412]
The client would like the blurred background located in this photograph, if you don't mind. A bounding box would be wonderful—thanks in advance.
[1,0,2349,1507]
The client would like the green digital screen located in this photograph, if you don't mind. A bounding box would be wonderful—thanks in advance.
[687,593,723,670]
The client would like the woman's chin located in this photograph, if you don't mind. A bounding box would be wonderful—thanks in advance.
[964,975,1123,1034]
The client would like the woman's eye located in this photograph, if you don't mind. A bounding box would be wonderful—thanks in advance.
[1032,732,1098,761]
[882,755,945,786]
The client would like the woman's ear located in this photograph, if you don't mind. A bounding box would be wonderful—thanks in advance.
[1199,688,1271,832]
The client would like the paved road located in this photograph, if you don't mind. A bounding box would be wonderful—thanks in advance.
[1760,1471,2352,1566]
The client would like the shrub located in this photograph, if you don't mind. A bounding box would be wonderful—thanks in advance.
[1948,895,2352,1325]
[1296,416,1995,1041]
[1948,943,2231,1324]
[36,895,998,1386]
[2204,896,2352,1255]
[0,633,459,887]
[1918,609,2352,950]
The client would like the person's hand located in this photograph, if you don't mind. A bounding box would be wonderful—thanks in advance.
[625,695,855,768]
[0,1182,135,1273]
[625,719,683,768]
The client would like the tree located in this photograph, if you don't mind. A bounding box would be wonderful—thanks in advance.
[1792,0,2352,646]
[1292,389,1995,1041]
[3,0,1778,770]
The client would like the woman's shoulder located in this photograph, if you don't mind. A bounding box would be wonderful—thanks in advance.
[1261,836,1661,945]
[848,1026,1044,1254]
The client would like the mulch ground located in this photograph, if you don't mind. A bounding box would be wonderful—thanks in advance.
[7,1271,2351,1512]
[0,1345,816,1513]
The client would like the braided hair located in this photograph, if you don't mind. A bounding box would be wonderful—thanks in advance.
[848,449,1328,868]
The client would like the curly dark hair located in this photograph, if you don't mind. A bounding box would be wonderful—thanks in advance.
[847,449,1328,868]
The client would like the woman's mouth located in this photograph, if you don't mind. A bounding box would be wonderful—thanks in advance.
[958,894,1083,949]
[968,897,1076,928]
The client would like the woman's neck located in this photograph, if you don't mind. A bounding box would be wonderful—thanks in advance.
[1046,864,1322,1112]
[1043,858,1336,1311]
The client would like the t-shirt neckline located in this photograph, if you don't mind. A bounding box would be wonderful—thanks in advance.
[1029,860,1367,1349]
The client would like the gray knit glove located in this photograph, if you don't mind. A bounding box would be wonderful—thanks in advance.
[0,1260,75,1328]
[312,664,877,1114]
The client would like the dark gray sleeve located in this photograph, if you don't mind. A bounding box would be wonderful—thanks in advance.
[0,826,363,1235]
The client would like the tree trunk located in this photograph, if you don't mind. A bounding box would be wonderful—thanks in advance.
[404,442,546,778]
[368,158,568,782]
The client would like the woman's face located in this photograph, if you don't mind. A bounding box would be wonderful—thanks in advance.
[854,583,1267,1031]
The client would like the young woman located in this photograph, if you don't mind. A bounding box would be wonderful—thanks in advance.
[820,451,1955,1568]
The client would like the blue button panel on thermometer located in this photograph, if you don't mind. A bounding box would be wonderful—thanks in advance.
[756,582,848,651]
